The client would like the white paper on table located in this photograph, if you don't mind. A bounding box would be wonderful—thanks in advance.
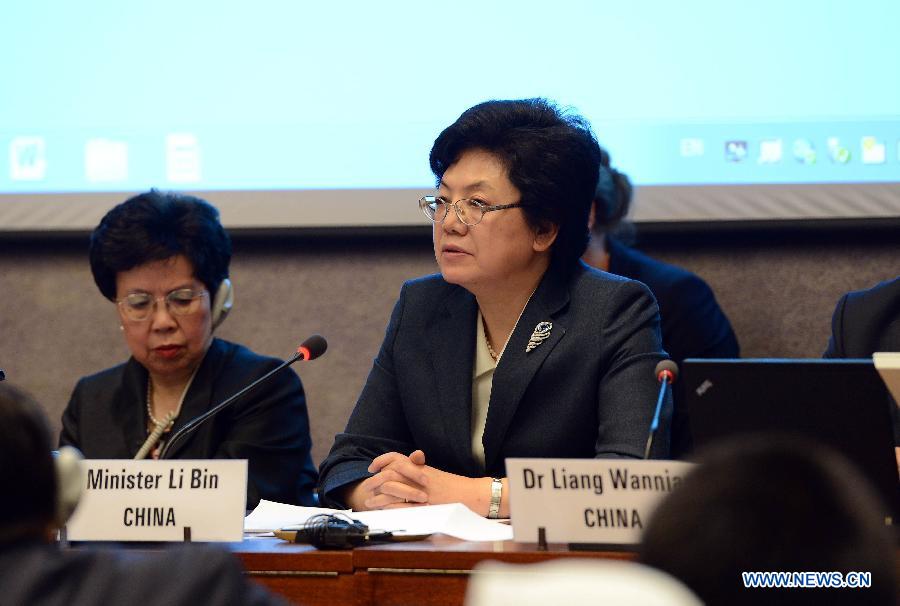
[243,499,348,533]
[873,352,900,404]
[244,500,513,542]
[352,503,513,542]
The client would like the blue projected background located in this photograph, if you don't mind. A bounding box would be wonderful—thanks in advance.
[1,0,899,229]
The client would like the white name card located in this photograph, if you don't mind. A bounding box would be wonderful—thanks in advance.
[507,458,695,545]
[66,459,247,542]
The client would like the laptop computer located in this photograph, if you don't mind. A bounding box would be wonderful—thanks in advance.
[681,358,899,524]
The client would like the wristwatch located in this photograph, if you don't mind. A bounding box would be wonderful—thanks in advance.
[488,477,502,519]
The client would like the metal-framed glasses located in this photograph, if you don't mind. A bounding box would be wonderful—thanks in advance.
[116,288,208,322]
[418,195,524,227]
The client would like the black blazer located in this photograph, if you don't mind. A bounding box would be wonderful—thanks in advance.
[824,276,900,358]
[608,238,739,363]
[319,262,671,507]
[823,276,900,444]
[608,238,740,457]
[59,338,318,508]
[0,540,285,606]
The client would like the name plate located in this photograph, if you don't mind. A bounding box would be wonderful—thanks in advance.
[507,458,695,545]
[66,459,247,542]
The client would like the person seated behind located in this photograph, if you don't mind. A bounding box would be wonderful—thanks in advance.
[581,149,739,458]
[59,190,317,508]
[639,436,897,606]
[318,98,671,516]
[0,383,286,606]
[823,275,900,468]
[824,276,899,359]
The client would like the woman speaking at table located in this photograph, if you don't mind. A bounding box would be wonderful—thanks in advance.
[59,191,317,507]
[319,99,670,517]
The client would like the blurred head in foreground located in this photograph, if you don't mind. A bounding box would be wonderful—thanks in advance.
[0,384,62,543]
[639,436,897,606]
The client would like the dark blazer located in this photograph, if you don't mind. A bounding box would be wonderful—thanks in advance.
[59,338,317,508]
[823,276,900,444]
[824,276,900,358]
[608,238,739,363]
[319,262,671,507]
[0,540,285,606]
[608,238,740,457]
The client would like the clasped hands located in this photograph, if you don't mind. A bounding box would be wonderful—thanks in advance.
[346,449,488,513]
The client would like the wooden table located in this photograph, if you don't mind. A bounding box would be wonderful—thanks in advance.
[230,537,355,605]
[231,535,636,606]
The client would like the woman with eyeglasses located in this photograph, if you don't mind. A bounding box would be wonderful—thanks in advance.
[59,190,317,508]
[319,99,671,517]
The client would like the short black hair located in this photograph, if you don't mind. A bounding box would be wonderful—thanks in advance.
[639,436,897,606]
[591,146,633,234]
[0,384,56,542]
[429,99,601,272]
[90,190,232,301]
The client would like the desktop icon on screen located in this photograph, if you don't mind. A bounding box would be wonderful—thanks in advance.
[680,138,705,157]
[9,136,47,181]
[792,139,816,165]
[85,138,128,182]
[860,136,885,164]
[826,138,851,164]
[166,133,202,183]
[757,139,783,164]
[725,140,748,162]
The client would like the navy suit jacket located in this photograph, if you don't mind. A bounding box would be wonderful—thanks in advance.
[319,262,671,507]
[823,276,900,444]
[0,540,285,606]
[59,338,318,508]
[608,238,739,363]
[824,276,900,358]
[608,238,740,457]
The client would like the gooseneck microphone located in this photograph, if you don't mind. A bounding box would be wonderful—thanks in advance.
[158,335,327,460]
[644,359,678,459]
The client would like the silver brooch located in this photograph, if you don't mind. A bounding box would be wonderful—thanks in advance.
[525,321,552,353]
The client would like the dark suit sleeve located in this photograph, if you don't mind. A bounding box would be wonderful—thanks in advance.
[666,273,740,361]
[2,542,287,606]
[823,287,900,444]
[595,280,672,459]
[318,286,417,508]
[660,274,739,457]
[214,364,318,507]
[823,292,849,358]
[59,378,85,449]
[111,547,289,606]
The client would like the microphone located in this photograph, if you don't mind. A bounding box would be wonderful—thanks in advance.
[158,335,327,460]
[295,334,327,362]
[644,359,678,459]
[274,513,391,549]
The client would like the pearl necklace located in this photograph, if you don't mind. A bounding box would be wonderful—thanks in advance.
[483,286,538,364]
[485,338,500,362]
[146,379,174,428]
[145,366,201,429]
[146,378,182,429]
[134,368,201,460]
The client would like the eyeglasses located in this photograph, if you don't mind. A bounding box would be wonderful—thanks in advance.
[418,195,523,227]
[116,288,208,322]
